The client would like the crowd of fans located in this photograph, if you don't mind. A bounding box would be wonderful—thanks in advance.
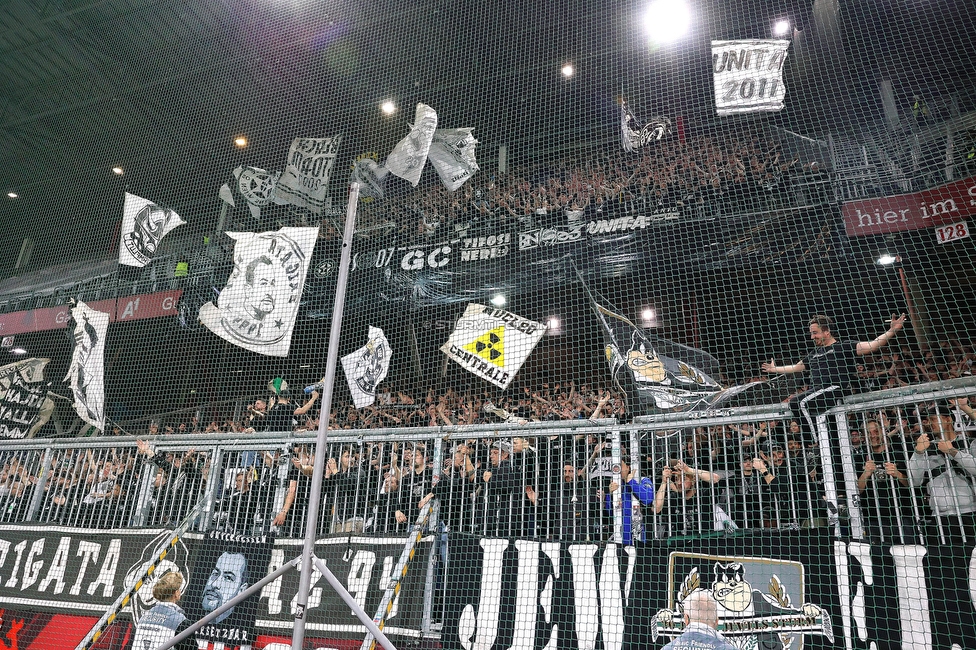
[2,391,973,546]
[323,131,823,243]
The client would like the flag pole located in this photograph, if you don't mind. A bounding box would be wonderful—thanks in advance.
[290,181,398,650]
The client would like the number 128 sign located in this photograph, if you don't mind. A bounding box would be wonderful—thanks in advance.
[935,221,970,244]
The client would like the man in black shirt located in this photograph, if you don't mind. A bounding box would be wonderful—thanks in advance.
[762,313,906,439]
[762,313,906,522]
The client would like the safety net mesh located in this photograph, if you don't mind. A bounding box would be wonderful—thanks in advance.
[0,0,974,648]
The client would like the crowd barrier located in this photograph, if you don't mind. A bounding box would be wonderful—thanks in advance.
[0,377,973,648]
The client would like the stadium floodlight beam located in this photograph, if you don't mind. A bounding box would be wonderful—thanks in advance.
[490,293,507,307]
[642,0,691,44]
[111,166,124,175]
[561,63,574,78]
[876,253,899,265]
[6,192,17,199]
[772,19,791,37]
[381,100,397,115]
[10,348,26,355]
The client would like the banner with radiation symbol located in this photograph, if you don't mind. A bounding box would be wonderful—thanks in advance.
[439,303,546,389]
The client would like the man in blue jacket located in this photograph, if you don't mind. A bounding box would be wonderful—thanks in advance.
[602,458,655,544]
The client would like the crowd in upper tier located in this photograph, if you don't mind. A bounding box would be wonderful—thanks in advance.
[300,131,829,244]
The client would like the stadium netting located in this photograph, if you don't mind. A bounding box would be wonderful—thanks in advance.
[0,0,975,648]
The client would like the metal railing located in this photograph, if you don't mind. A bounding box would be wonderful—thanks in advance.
[1,377,974,636]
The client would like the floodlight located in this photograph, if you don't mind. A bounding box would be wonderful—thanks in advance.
[10,348,26,355]
[490,294,506,307]
[772,19,791,37]
[561,64,574,78]
[234,136,248,148]
[381,100,397,115]
[6,192,17,199]
[112,166,124,175]
[643,0,691,43]
[876,254,898,266]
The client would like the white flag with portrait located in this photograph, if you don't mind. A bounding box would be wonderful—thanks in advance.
[341,326,391,409]
[276,135,343,214]
[440,303,546,390]
[385,103,437,187]
[118,193,185,267]
[199,227,319,357]
[712,39,790,116]
[428,128,480,191]
[65,301,109,430]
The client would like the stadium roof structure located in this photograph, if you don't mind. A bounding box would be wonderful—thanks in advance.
[0,0,975,277]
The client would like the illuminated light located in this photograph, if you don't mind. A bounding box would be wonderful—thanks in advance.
[772,19,791,37]
[642,0,691,43]
[300,364,312,368]
[10,348,27,355]
[112,166,124,175]
[234,136,248,148]
[490,294,506,307]
[561,64,574,78]
[547,316,560,329]
[642,308,656,321]
[6,192,17,199]
[876,254,898,266]
[381,100,397,115]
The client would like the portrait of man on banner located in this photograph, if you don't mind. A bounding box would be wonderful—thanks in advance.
[183,531,273,646]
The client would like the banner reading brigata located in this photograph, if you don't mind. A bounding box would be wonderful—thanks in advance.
[0,525,429,647]
[442,531,976,650]
[843,172,976,236]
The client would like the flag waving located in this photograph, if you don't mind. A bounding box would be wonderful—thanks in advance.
[119,193,185,267]
[199,228,319,357]
[621,101,672,152]
[65,301,109,430]
[276,135,343,214]
[385,103,438,187]
[341,326,392,408]
[428,127,480,191]
[0,358,51,439]
[440,304,546,389]
[595,302,722,412]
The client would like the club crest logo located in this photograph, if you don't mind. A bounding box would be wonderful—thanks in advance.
[653,553,832,650]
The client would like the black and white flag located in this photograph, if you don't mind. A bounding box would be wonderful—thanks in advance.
[428,127,480,191]
[199,228,319,357]
[0,357,49,385]
[386,103,438,187]
[276,135,343,214]
[349,156,389,201]
[620,101,671,152]
[0,358,51,439]
[340,326,391,408]
[218,165,285,220]
[712,39,790,116]
[65,300,109,430]
[118,193,185,267]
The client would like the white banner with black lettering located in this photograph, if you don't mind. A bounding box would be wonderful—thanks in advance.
[341,326,392,408]
[440,303,546,389]
[199,227,319,357]
[712,39,790,116]
[385,103,437,187]
[65,300,109,430]
[0,358,51,439]
[428,127,480,191]
[118,193,186,267]
[276,135,343,214]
